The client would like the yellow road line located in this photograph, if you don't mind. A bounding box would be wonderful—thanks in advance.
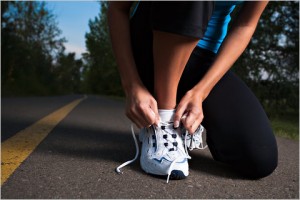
[1,97,85,185]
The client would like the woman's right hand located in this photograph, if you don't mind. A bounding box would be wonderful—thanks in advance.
[125,85,160,128]
[108,2,160,128]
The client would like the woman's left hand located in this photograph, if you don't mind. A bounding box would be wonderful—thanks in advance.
[174,90,205,134]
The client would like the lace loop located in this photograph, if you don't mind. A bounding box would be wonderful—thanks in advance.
[182,125,207,151]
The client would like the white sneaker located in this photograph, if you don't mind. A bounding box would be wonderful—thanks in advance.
[182,125,207,151]
[115,109,191,183]
[139,122,190,182]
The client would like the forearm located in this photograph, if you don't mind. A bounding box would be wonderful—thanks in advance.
[107,2,144,95]
[193,25,256,100]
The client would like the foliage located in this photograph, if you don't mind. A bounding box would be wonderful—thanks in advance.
[1,1,82,96]
[83,1,123,96]
[233,1,299,116]
[53,52,83,94]
[2,1,299,120]
[82,1,299,118]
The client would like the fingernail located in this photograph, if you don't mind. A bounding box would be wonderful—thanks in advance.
[174,121,179,128]
[182,113,187,119]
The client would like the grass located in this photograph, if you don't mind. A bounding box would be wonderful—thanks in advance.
[270,115,299,140]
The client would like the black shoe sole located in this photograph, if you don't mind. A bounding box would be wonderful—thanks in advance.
[147,170,187,181]
[169,170,187,180]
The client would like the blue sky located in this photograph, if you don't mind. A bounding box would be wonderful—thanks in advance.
[46,1,100,59]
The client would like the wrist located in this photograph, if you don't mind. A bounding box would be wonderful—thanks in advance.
[122,80,145,97]
[190,85,209,102]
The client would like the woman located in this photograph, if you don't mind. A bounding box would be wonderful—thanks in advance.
[108,1,278,182]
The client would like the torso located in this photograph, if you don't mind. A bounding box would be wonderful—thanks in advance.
[197,1,244,53]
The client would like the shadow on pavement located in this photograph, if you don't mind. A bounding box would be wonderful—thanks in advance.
[35,121,245,180]
[188,151,243,179]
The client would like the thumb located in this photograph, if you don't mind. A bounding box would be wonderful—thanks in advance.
[174,103,187,128]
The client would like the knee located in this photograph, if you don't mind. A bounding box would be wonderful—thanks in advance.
[239,145,278,179]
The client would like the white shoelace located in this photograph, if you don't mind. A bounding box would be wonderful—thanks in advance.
[184,132,191,159]
[184,126,207,151]
[158,121,191,183]
[115,125,139,174]
[115,123,203,183]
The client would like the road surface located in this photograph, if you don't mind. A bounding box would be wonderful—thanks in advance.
[1,95,299,198]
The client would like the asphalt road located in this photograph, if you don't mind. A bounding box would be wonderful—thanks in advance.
[1,95,299,199]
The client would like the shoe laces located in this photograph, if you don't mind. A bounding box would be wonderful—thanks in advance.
[115,125,139,174]
[183,125,207,152]
[154,121,186,156]
[157,121,191,183]
[115,123,191,183]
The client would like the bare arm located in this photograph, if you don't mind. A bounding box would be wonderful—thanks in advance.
[108,2,200,127]
[108,2,160,128]
[108,2,141,94]
[175,1,269,133]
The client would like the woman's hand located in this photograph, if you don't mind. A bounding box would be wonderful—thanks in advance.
[174,90,205,134]
[125,85,160,128]
[108,2,160,128]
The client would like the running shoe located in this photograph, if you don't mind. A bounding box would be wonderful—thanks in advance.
[139,122,190,182]
[116,121,190,183]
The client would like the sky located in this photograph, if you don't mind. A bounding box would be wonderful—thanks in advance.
[46,1,100,59]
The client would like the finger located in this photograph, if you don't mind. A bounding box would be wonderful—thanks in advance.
[149,100,160,126]
[126,107,149,128]
[136,103,156,126]
[185,110,204,133]
[189,115,203,134]
[180,112,189,128]
[136,116,150,128]
[181,112,191,132]
[183,118,197,134]
[185,112,196,129]
[174,103,187,128]
[134,110,152,128]
[181,112,188,120]
[145,107,156,126]
[126,111,143,128]
[182,109,196,132]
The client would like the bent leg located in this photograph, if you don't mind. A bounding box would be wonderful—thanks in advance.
[178,47,278,179]
[203,71,278,179]
[153,31,199,109]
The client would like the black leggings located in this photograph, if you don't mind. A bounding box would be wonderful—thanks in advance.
[130,1,278,179]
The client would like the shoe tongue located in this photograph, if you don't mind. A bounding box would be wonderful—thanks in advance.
[158,109,175,123]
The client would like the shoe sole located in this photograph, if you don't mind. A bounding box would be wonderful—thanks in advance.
[169,170,187,180]
[147,170,187,180]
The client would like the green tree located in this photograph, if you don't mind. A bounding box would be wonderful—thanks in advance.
[53,52,83,94]
[1,1,66,96]
[83,1,123,96]
[233,1,299,116]
[82,1,298,118]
